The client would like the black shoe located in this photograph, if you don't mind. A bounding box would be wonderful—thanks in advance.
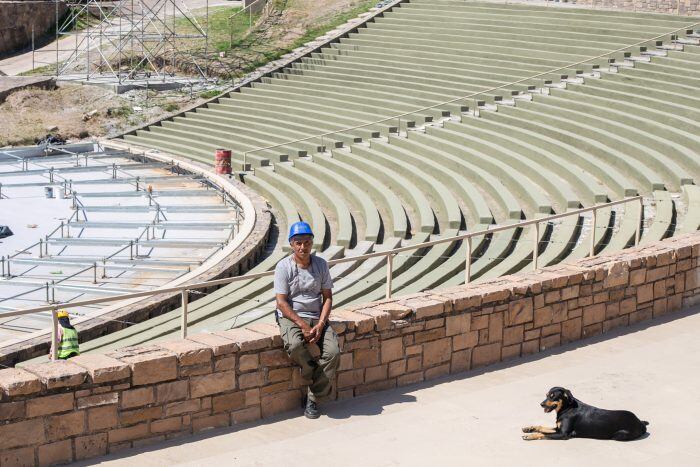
[304,397,320,419]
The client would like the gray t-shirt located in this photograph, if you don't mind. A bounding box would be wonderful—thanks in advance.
[274,255,333,319]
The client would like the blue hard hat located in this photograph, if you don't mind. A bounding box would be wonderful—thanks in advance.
[288,221,314,241]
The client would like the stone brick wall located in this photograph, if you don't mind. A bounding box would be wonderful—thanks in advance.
[0,2,67,57]
[540,0,699,15]
[1,232,698,465]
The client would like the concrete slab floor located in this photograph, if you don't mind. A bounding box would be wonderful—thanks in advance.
[78,305,700,467]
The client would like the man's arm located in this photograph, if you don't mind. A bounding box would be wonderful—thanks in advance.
[276,293,314,341]
[310,289,332,344]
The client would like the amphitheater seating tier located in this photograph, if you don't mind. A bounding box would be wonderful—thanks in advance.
[87,1,700,353]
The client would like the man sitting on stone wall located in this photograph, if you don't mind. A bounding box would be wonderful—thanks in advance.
[274,221,340,419]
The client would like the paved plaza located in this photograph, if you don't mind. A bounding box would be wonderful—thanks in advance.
[81,305,700,466]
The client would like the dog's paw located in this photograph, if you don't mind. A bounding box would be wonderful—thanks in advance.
[522,426,536,433]
[522,434,539,441]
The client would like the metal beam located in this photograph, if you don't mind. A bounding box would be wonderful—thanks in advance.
[48,238,224,248]
[68,221,236,230]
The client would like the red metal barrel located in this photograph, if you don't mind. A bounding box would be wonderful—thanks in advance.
[215,149,232,175]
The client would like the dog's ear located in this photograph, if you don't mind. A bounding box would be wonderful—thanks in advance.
[563,389,573,400]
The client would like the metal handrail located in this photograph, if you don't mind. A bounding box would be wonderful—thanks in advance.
[240,20,700,167]
[5,195,645,360]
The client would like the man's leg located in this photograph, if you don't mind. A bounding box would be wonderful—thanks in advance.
[308,320,341,402]
[278,316,317,382]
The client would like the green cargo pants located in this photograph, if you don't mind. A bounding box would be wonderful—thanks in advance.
[278,316,341,403]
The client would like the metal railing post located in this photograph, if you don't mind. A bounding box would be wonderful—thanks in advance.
[532,221,539,271]
[385,253,393,299]
[51,280,56,303]
[636,197,643,245]
[50,307,59,361]
[181,289,189,338]
[93,262,97,284]
[464,236,472,284]
[243,152,248,170]
[39,239,43,259]
[590,206,598,257]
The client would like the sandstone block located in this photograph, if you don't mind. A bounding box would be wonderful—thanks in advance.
[261,389,300,418]
[503,325,524,346]
[380,337,403,363]
[354,348,380,368]
[70,354,130,384]
[338,352,353,371]
[268,367,293,383]
[0,401,25,421]
[375,302,413,320]
[337,369,364,389]
[212,391,246,413]
[75,433,108,461]
[637,283,654,304]
[151,417,183,434]
[561,318,582,343]
[239,354,259,371]
[507,298,533,326]
[190,371,235,397]
[187,332,239,356]
[26,392,74,417]
[452,331,478,351]
[231,406,262,425]
[582,303,605,326]
[260,349,292,367]
[120,406,162,426]
[38,440,73,466]
[471,343,501,368]
[77,392,118,409]
[109,346,177,386]
[450,349,471,373]
[414,328,446,344]
[22,361,86,390]
[445,313,471,336]
[388,360,407,378]
[397,372,424,387]
[212,328,272,352]
[237,371,264,390]
[158,340,214,367]
[0,447,34,467]
[164,399,200,417]
[422,338,451,367]
[47,410,85,442]
[0,418,45,450]
[120,387,155,409]
[156,380,189,404]
[109,423,149,443]
[88,405,118,431]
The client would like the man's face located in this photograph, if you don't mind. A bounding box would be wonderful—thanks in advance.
[290,235,313,260]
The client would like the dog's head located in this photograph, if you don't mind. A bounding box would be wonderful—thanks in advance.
[540,387,574,414]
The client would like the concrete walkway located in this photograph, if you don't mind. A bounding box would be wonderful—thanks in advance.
[80,306,700,466]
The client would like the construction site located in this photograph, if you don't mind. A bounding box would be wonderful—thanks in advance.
[1,0,700,465]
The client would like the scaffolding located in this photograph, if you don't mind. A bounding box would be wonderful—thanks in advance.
[51,0,211,88]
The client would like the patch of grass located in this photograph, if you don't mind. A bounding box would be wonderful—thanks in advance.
[107,106,133,118]
[199,90,220,99]
[162,102,179,112]
[175,6,260,53]
[290,0,376,49]
[18,64,58,77]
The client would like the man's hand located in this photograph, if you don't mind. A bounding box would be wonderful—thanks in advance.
[309,322,324,344]
[300,320,315,342]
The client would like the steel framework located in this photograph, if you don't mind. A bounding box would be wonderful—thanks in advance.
[53,0,210,84]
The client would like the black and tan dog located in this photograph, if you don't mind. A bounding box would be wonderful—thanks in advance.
[522,387,649,441]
